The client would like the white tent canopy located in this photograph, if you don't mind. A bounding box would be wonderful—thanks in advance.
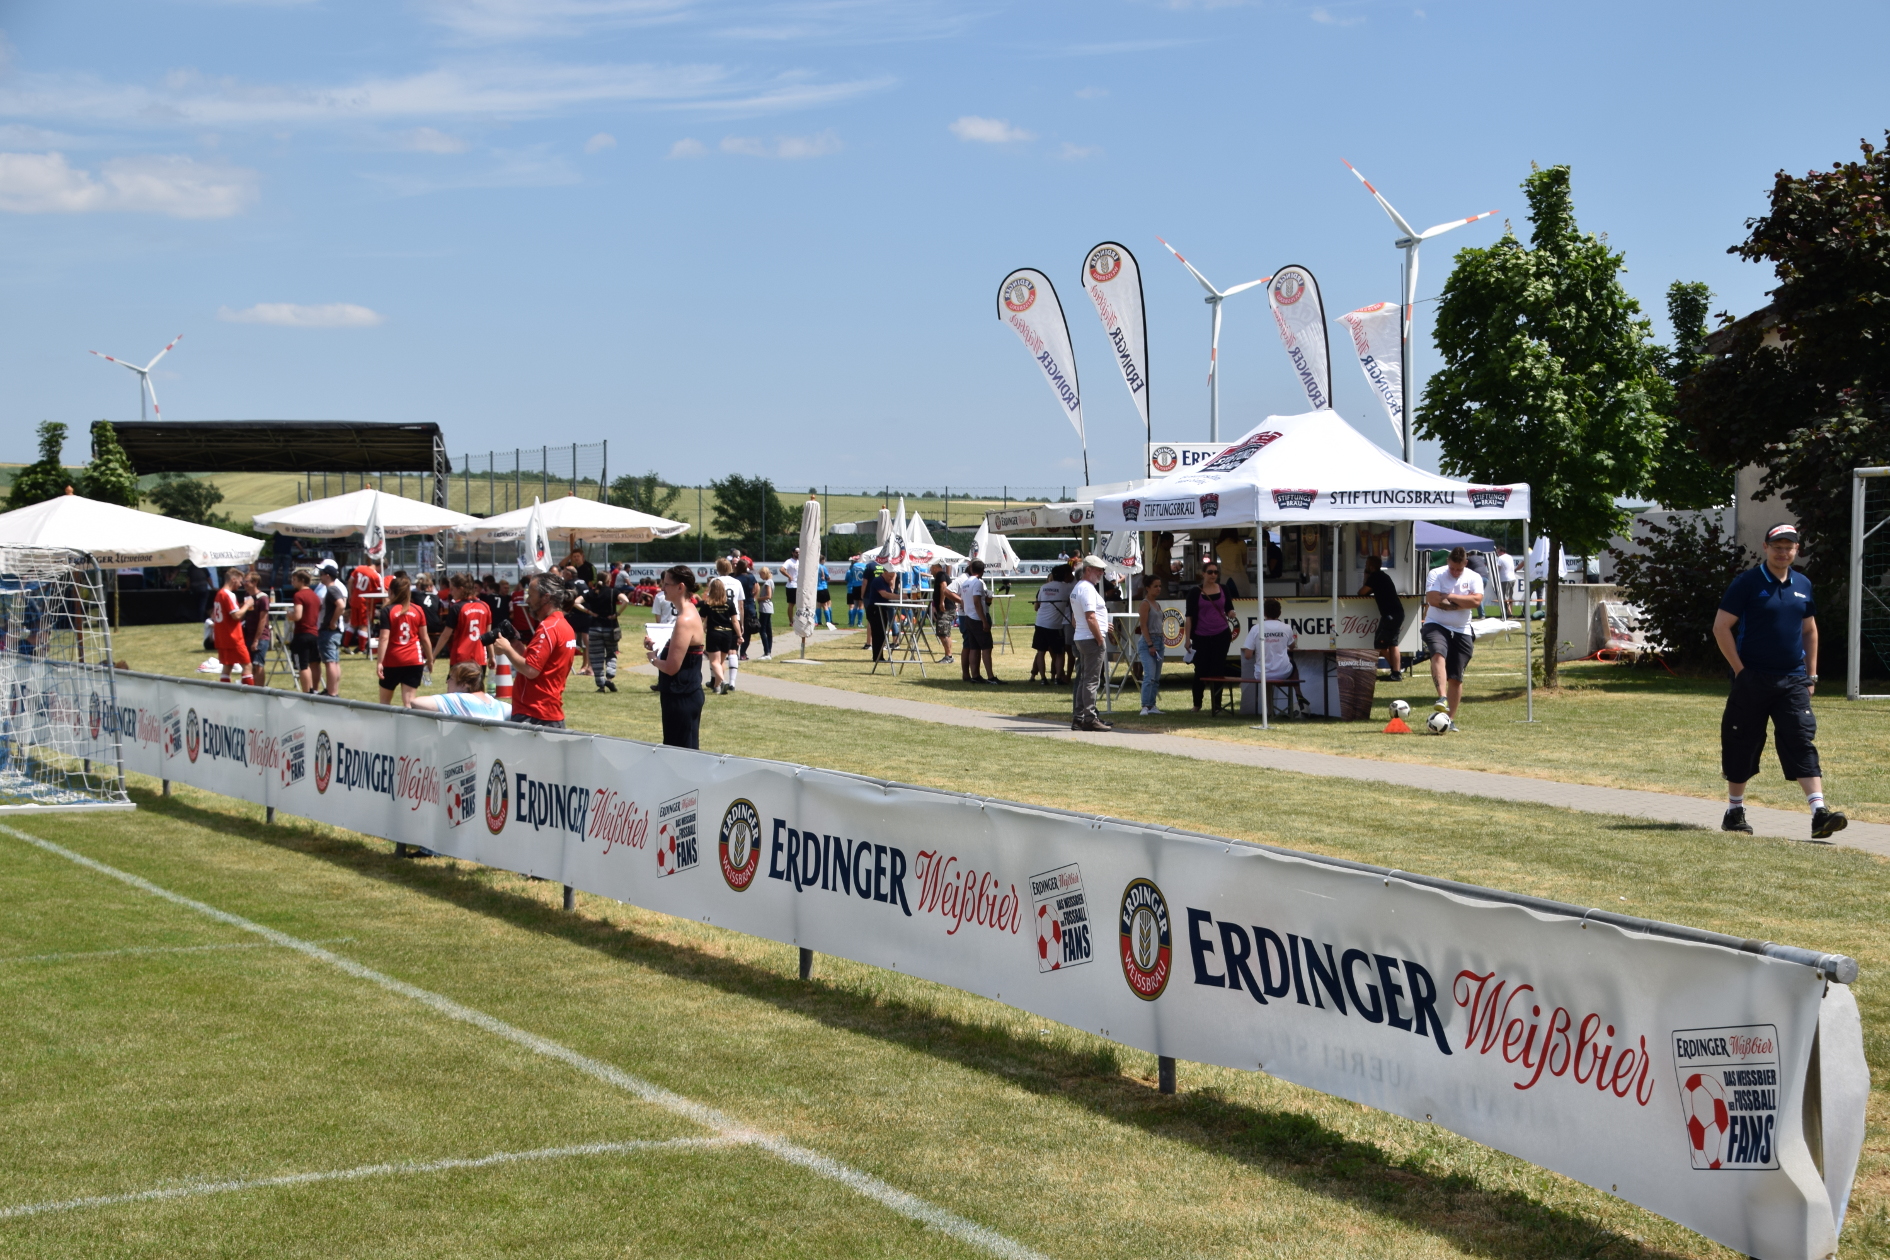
[971,521,1022,573]
[462,494,690,545]
[253,487,478,538]
[0,492,262,567]
[904,511,966,568]
[1093,409,1530,530]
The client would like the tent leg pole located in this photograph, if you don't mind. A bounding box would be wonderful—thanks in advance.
[1523,517,1534,723]
[1158,1056,1176,1094]
[799,947,813,981]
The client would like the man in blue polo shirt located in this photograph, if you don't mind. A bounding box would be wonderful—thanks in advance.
[1713,523,1845,839]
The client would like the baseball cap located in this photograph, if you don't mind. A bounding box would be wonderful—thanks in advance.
[318,558,338,572]
[1081,553,1107,571]
[1765,524,1801,545]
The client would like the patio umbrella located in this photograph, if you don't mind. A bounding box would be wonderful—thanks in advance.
[462,494,689,545]
[0,490,261,567]
[789,497,822,661]
[252,487,477,537]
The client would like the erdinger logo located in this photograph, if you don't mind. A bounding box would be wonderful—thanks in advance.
[1161,607,1184,648]
[1002,275,1037,313]
[719,798,762,891]
[1468,487,1513,510]
[484,760,510,834]
[1150,445,1178,474]
[1271,489,1318,511]
[185,709,201,763]
[1198,493,1220,518]
[1274,271,1306,305]
[313,730,333,793]
[534,536,548,567]
[1118,878,1172,1000]
[1087,246,1122,284]
[1122,499,1141,522]
[1672,1024,1780,1170]
[1068,509,1084,526]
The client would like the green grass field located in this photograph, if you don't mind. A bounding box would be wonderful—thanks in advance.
[7,621,1887,1256]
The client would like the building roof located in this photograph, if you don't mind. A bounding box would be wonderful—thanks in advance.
[95,421,449,475]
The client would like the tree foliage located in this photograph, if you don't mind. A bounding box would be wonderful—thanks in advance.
[1417,164,1669,681]
[1608,513,1750,671]
[709,474,802,558]
[1676,132,1890,597]
[7,422,74,510]
[1645,282,1736,511]
[608,471,683,518]
[147,472,233,528]
[79,421,142,507]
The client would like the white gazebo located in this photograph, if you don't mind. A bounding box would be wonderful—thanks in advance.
[1093,409,1534,724]
[0,492,262,567]
[461,494,690,545]
[252,487,479,537]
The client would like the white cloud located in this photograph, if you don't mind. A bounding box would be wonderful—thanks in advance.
[0,151,257,217]
[719,130,840,159]
[583,131,617,153]
[0,63,892,127]
[422,0,696,41]
[949,115,1031,144]
[1074,86,1107,99]
[1058,142,1101,160]
[1309,6,1363,24]
[399,126,471,153]
[218,303,385,328]
[667,137,706,158]
[364,147,579,195]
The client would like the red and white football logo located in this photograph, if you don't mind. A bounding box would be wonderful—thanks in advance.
[1681,1073,1730,1169]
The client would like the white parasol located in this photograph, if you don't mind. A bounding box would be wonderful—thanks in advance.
[0,491,261,567]
[788,496,823,662]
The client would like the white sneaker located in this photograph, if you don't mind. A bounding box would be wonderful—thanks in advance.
[1141,706,1164,716]
[1449,720,1465,732]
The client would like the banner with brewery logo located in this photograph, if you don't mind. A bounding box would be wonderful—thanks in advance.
[1269,265,1332,412]
[996,268,1085,451]
[103,669,1866,1260]
[1145,442,1228,479]
[1338,302,1404,445]
[1081,241,1150,434]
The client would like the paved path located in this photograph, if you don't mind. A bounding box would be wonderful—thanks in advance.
[712,667,1890,858]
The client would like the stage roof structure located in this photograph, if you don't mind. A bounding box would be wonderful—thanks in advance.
[95,421,450,476]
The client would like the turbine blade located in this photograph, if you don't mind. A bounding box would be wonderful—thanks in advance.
[91,350,148,377]
[1419,209,1499,239]
[1209,301,1224,387]
[1156,235,1223,297]
[145,376,161,418]
[1341,159,1420,239]
[143,332,184,371]
[1221,276,1272,297]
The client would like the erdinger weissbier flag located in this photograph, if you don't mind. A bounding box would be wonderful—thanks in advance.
[1269,265,1332,412]
[1338,301,1405,444]
[997,268,1087,481]
[1081,242,1150,435]
[517,497,551,575]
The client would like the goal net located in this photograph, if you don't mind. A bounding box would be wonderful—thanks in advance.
[0,547,132,812]
[1851,468,1890,699]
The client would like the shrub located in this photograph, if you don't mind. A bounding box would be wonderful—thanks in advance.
[1608,514,1750,671]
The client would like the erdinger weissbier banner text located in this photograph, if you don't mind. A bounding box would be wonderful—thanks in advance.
[102,671,1867,1260]
[997,269,1086,474]
[1338,301,1405,444]
[1081,242,1150,435]
[1269,265,1332,412]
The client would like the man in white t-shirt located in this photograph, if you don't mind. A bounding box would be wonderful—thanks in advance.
[1493,546,1518,616]
[1422,546,1485,730]
[781,550,799,615]
[1242,598,1298,681]
[1069,554,1112,731]
[956,560,999,683]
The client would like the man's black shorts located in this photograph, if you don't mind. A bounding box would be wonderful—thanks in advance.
[1722,670,1821,782]
[1420,622,1473,681]
[961,618,993,651]
[290,632,320,672]
[1373,612,1404,651]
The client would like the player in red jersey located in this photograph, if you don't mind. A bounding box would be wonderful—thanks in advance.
[210,567,256,684]
[509,579,535,639]
[434,572,492,686]
[375,575,433,707]
[346,559,385,654]
[493,572,577,728]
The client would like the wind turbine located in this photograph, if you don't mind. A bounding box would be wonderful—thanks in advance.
[1157,238,1268,443]
[88,334,183,421]
[1342,161,1497,463]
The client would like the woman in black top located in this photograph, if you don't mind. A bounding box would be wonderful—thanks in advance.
[863,563,894,661]
[581,579,627,691]
[647,566,706,748]
[701,562,740,694]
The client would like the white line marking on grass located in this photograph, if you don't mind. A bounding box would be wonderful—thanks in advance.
[0,1137,734,1220]
[1,939,355,966]
[0,825,1049,1260]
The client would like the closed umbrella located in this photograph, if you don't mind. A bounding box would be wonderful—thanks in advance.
[362,492,387,566]
[789,497,822,662]
[518,498,551,576]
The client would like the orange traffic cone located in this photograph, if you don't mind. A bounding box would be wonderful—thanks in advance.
[495,657,513,703]
[1382,717,1411,734]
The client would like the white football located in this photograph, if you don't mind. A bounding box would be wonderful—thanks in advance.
[1389,699,1410,720]
[1426,710,1452,734]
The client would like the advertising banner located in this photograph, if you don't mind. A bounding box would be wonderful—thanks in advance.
[1081,242,1151,434]
[997,269,1085,450]
[1338,302,1405,445]
[1269,265,1332,413]
[105,671,1866,1260]
[1150,596,1423,658]
[1146,442,1229,479]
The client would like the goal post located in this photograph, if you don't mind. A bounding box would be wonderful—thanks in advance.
[1848,466,1890,701]
[0,547,133,812]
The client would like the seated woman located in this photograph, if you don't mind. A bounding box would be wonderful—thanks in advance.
[412,661,510,719]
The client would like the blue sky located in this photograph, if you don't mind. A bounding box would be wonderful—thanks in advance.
[2,0,1885,490]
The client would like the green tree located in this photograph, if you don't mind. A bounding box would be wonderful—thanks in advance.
[1417,164,1668,683]
[709,474,802,558]
[1645,281,1736,511]
[7,422,74,510]
[608,471,684,518]
[1676,133,1890,659]
[79,421,142,507]
[147,472,232,528]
